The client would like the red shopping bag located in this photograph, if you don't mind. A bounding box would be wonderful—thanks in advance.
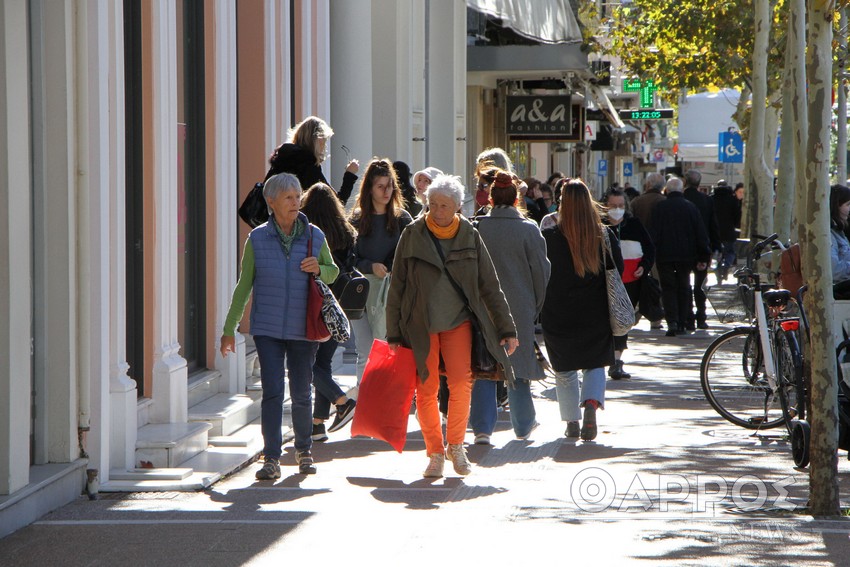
[350,339,417,452]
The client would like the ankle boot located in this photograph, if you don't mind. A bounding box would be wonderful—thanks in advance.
[615,360,631,380]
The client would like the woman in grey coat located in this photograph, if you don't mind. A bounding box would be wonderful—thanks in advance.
[468,170,551,442]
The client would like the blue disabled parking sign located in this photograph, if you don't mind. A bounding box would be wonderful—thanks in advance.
[719,131,744,163]
[598,159,608,176]
[623,162,633,177]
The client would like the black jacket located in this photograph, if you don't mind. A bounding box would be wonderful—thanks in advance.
[265,143,357,205]
[651,192,712,264]
[683,185,721,251]
[711,186,741,242]
[604,213,656,273]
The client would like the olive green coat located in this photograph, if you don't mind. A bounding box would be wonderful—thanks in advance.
[386,216,517,383]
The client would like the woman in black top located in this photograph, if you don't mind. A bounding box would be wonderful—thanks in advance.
[349,158,414,382]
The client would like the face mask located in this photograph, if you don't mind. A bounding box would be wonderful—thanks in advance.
[608,207,625,221]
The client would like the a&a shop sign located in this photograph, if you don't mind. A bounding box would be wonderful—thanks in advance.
[506,95,578,141]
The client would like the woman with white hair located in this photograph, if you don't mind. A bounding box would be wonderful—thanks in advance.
[387,174,518,478]
[220,173,339,479]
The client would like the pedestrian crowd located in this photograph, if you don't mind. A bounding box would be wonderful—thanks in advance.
[220,115,738,481]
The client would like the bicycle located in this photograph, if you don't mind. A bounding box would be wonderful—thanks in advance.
[700,234,804,432]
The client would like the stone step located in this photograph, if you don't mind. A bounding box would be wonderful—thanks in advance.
[135,422,212,469]
[188,393,259,437]
[108,468,193,481]
[187,369,223,408]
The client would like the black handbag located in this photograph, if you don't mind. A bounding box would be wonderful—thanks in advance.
[331,268,370,320]
[427,230,505,381]
[238,182,269,228]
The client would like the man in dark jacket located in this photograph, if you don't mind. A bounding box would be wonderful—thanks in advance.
[631,173,666,233]
[711,179,742,281]
[682,169,720,329]
[651,177,712,336]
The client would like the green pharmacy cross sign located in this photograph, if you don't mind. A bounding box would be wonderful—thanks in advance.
[623,78,657,108]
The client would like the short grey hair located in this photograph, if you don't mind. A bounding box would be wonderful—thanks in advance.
[685,169,701,187]
[425,174,465,208]
[645,172,665,192]
[665,176,684,193]
[263,173,302,212]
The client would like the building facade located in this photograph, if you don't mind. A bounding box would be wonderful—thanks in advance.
[0,0,466,538]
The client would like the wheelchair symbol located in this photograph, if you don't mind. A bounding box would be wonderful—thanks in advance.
[725,141,741,157]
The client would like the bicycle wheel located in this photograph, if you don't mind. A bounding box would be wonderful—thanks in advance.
[774,327,804,435]
[701,327,786,429]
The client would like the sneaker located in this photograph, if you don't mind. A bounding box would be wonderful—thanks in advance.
[474,433,491,445]
[446,444,472,476]
[650,320,663,329]
[581,405,598,441]
[697,319,709,330]
[295,451,317,475]
[255,458,281,480]
[565,421,581,438]
[423,452,445,478]
[517,421,540,440]
[311,423,328,442]
[328,399,357,433]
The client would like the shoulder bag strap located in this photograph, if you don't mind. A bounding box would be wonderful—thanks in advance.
[426,229,470,309]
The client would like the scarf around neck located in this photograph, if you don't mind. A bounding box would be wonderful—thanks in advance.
[425,213,460,239]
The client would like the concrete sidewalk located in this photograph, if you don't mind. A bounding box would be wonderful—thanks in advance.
[1,317,849,565]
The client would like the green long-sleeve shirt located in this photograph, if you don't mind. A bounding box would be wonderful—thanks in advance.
[222,233,339,337]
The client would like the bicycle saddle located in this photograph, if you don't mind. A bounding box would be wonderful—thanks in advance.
[763,288,792,307]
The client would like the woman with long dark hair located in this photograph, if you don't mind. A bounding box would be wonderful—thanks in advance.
[301,183,358,440]
[541,179,623,441]
[349,158,414,381]
[830,184,850,297]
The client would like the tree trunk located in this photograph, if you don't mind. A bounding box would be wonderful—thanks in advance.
[748,0,774,240]
[776,12,799,244]
[737,86,753,238]
[791,0,809,249]
[837,6,848,184]
[805,0,840,517]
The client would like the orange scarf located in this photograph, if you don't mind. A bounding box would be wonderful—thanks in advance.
[426,213,460,239]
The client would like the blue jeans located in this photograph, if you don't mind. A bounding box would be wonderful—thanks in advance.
[253,336,318,458]
[719,240,737,273]
[555,368,606,422]
[469,378,537,438]
[312,338,344,420]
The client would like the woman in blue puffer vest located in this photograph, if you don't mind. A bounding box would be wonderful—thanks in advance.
[220,173,338,480]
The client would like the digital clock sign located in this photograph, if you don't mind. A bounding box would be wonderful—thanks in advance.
[619,109,674,120]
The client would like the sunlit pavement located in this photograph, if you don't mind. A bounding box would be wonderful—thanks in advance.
[1,316,849,566]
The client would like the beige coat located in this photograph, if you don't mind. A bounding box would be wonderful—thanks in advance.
[386,216,517,383]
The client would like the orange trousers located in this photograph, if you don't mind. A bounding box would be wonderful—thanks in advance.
[417,320,473,455]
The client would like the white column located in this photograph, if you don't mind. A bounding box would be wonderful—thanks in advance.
[105,0,136,473]
[427,0,466,178]
[265,0,292,155]
[212,0,243,393]
[39,1,79,462]
[330,0,373,203]
[0,0,32,495]
[149,1,188,424]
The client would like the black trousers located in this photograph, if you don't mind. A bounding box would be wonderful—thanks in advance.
[658,261,693,330]
[689,265,708,323]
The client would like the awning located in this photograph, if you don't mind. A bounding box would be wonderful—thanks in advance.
[584,82,625,129]
[467,0,582,45]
